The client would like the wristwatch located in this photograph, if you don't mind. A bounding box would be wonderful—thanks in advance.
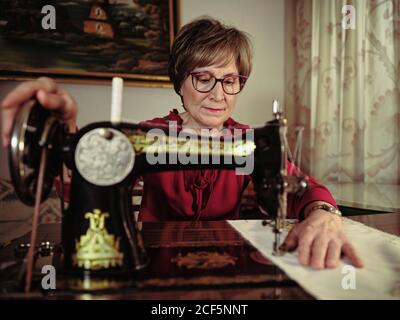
[310,203,342,217]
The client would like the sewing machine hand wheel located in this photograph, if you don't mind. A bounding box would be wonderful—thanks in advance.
[8,100,65,206]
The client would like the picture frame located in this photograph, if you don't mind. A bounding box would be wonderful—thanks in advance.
[0,0,181,87]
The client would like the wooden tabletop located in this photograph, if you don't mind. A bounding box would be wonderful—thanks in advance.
[347,212,400,236]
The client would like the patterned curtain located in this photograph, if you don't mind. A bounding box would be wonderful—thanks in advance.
[285,0,400,183]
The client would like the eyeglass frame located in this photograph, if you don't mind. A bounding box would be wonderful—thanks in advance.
[189,71,248,95]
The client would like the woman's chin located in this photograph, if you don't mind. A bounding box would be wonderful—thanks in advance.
[200,118,225,129]
[199,113,228,128]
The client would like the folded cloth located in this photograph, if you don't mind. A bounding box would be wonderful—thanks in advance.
[228,218,400,300]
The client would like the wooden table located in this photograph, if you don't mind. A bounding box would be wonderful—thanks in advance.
[0,213,399,300]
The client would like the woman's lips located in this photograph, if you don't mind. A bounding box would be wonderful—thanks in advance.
[203,107,225,113]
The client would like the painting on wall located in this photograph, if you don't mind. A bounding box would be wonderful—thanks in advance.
[0,0,180,87]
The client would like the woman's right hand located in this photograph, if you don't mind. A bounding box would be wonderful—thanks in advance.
[1,77,78,148]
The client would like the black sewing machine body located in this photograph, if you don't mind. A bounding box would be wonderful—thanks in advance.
[8,101,306,281]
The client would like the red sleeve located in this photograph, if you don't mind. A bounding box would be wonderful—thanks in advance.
[286,161,337,219]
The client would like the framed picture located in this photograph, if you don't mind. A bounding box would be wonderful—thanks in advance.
[0,0,180,87]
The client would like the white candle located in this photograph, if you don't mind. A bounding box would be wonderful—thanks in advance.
[111,77,123,124]
[272,99,280,115]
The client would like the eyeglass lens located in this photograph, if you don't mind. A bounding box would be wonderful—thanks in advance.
[192,72,244,94]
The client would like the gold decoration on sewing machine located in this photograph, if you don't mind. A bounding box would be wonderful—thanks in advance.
[128,129,148,154]
[127,130,256,157]
[73,209,124,270]
[171,251,237,270]
[264,219,296,232]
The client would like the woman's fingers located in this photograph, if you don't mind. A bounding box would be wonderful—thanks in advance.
[309,235,330,269]
[2,77,57,110]
[297,229,314,266]
[325,239,341,268]
[37,90,66,110]
[36,90,78,133]
[281,226,299,252]
[1,78,59,147]
[342,242,364,268]
[1,81,40,110]
[1,78,77,147]
[1,107,18,147]
[279,218,363,270]
[275,220,363,271]
[1,81,44,145]
[58,88,78,123]
[2,90,66,148]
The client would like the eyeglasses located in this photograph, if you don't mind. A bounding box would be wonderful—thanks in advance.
[190,71,248,95]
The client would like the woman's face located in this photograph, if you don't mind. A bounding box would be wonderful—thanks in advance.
[179,61,240,130]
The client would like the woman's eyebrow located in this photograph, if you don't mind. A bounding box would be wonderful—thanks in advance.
[192,70,239,77]
[222,72,239,77]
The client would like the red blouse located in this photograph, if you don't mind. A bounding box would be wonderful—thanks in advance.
[138,110,337,222]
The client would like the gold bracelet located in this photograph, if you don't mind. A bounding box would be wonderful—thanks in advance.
[310,204,342,217]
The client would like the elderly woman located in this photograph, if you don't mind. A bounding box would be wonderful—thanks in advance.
[0,17,362,270]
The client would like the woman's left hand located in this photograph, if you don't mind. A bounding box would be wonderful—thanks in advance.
[282,210,364,269]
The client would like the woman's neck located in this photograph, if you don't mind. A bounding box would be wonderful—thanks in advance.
[180,111,223,134]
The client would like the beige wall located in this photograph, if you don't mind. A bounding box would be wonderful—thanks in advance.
[0,0,285,178]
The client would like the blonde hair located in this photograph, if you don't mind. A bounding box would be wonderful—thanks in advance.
[168,17,253,95]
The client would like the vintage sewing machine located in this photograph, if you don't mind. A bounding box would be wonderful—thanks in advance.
[6,92,307,292]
